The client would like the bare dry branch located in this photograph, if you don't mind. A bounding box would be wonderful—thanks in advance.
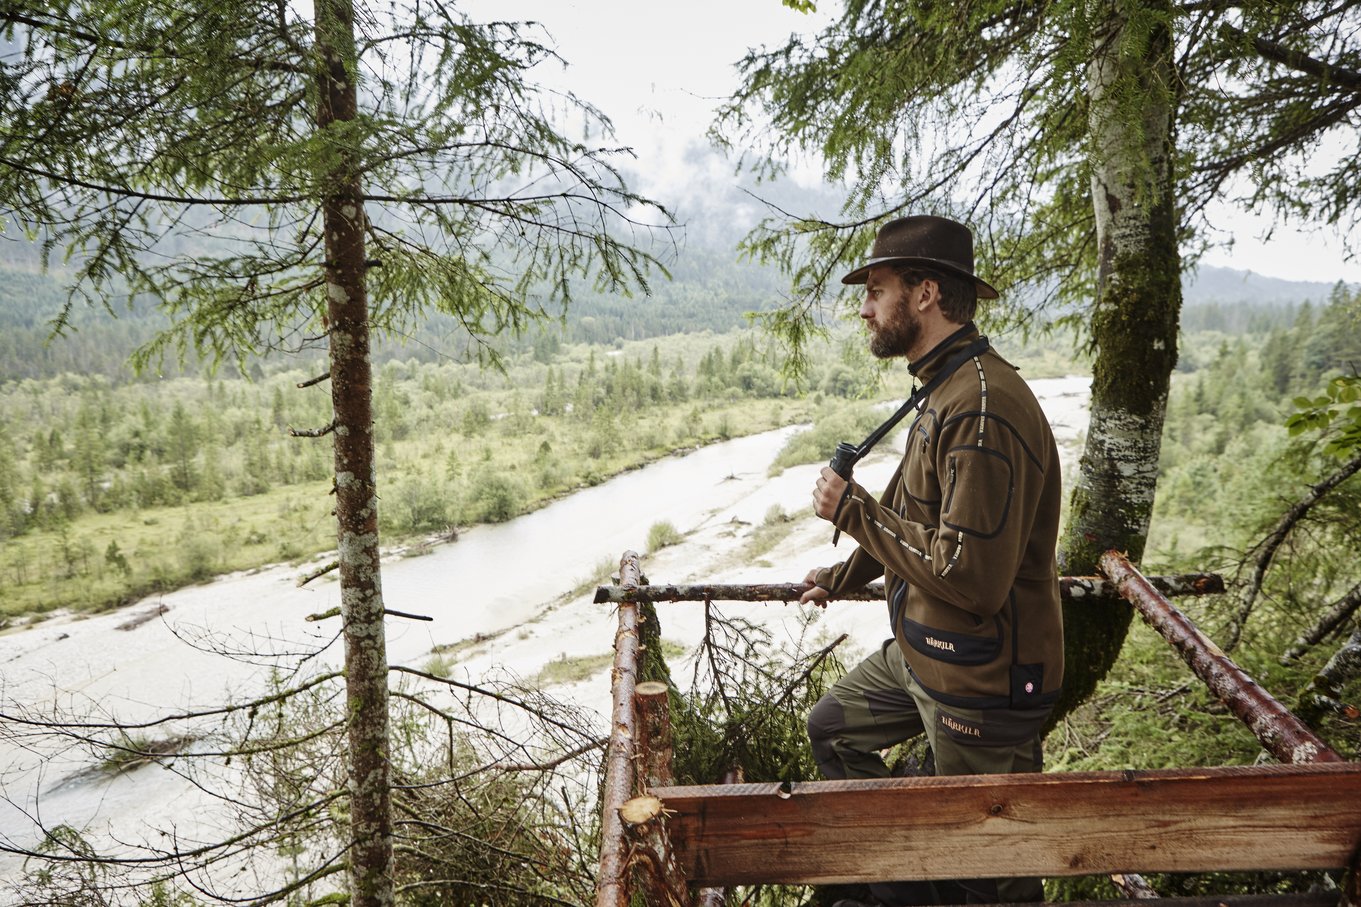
[297,560,340,587]
[1225,450,1361,652]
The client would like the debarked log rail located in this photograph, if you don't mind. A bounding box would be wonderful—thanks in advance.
[597,552,1361,907]
[597,550,645,907]
[1099,551,1343,765]
[593,573,1224,606]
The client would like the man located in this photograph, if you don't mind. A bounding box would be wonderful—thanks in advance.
[801,215,1063,906]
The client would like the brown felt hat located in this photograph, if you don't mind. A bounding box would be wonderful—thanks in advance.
[840,215,999,299]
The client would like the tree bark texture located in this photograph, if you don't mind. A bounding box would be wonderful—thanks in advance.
[1058,0,1183,726]
[636,681,676,790]
[593,575,1223,605]
[1282,580,1361,664]
[1101,552,1342,765]
[1110,873,1161,899]
[1294,627,1361,726]
[314,1,393,904]
[598,551,644,907]
[620,796,693,907]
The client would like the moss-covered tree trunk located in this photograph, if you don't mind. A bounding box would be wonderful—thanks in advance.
[1054,0,1182,724]
[315,0,394,903]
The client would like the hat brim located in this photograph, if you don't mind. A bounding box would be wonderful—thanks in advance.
[841,256,999,300]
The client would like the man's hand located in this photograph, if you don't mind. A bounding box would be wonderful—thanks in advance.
[799,568,830,608]
[812,465,849,522]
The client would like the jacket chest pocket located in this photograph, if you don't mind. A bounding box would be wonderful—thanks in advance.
[902,411,940,515]
[900,612,1004,666]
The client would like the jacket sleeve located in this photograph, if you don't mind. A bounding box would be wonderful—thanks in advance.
[813,544,885,596]
[830,411,1038,617]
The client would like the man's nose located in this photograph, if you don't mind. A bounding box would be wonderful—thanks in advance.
[859,295,874,319]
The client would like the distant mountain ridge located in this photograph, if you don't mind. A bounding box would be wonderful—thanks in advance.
[1183,264,1345,306]
[0,257,1352,383]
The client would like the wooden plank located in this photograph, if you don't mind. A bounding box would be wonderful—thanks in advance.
[650,762,1361,886]
[1029,896,1336,907]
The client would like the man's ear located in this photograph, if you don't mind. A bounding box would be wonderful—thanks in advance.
[918,278,939,311]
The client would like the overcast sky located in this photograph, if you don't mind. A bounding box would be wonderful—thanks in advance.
[455,0,1361,284]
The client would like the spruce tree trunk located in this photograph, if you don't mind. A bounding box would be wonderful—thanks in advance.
[1054,0,1182,725]
[314,0,394,903]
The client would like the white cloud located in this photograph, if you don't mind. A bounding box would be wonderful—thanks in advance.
[454,1,1360,284]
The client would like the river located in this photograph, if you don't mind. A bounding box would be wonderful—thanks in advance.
[0,375,1091,898]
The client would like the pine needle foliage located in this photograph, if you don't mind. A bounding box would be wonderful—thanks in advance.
[671,605,845,787]
[1,0,672,372]
[716,0,1361,358]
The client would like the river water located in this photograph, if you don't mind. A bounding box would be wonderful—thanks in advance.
[0,375,1091,897]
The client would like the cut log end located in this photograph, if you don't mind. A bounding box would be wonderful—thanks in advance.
[620,795,665,826]
[636,680,670,697]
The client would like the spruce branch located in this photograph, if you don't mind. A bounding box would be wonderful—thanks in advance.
[1225,450,1361,652]
[288,420,337,438]
[1282,580,1361,663]
[1223,23,1361,91]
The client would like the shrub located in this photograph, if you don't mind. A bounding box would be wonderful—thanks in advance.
[647,520,683,552]
[768,402,885,476]
[472,471,525,523]
[383,472,455,535]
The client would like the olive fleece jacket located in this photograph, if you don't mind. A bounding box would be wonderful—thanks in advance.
[815,324,1064,713]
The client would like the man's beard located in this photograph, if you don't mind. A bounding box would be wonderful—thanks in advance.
[868,304,920,359]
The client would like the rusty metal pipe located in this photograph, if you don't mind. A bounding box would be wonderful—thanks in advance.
[1099,551,1342,765]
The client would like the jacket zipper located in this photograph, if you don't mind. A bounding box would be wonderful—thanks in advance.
[943,455,958,512]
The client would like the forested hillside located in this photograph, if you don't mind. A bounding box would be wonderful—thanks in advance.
[1,256,1341,383]
[1064,281,1361,779]
[0,255,787,382]
[5,1,1360,904]
[0,323,899,618]
[1157,285,1361,535]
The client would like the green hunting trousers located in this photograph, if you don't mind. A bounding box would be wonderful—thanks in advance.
[807,639,1050,906]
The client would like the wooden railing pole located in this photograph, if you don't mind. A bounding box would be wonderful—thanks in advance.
[597,551,645,907]
[593,573,1224,605]
[1100,551,1343,765]
[636,680,675,789]
[621,795,693,907]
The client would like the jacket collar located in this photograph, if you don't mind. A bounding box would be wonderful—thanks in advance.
[908,322,981,382]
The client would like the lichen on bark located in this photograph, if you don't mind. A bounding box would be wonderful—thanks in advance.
[1054,0,1182,727]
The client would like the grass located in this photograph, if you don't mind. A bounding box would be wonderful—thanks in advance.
[533,653,616,686]
[0,395,815,622]
[569,554,624,600]
[743,504,798,560]
[0,490,334,620]
[647,520,683,552]
[533,640,690,688]
[767,401,886,476]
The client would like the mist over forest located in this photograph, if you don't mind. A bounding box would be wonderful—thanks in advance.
[0,158,1347,386]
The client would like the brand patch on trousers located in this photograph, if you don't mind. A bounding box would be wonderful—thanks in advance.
[937,710,984,742]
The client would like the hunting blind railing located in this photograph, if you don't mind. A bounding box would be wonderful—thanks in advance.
[592,550,1361,907]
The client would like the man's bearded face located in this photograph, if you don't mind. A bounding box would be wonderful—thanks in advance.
[867,274,922,359]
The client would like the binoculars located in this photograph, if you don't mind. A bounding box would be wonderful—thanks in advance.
[828,441,859,480]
